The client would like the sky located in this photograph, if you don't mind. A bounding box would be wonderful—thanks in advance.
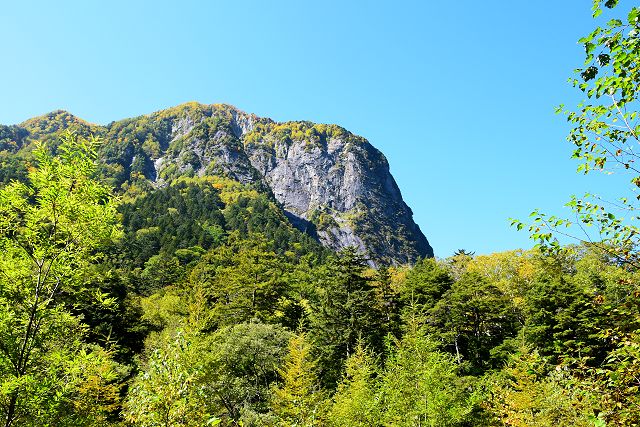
[1,1,635,257]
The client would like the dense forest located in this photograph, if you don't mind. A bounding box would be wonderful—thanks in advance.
[1,1,640,426]
[4,135,640,426]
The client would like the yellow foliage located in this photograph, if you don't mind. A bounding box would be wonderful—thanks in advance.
[388,266,409,292]
[489,348,596,427]
[68,346,125,421]
[466,249,538,305]
[271,332,326,426]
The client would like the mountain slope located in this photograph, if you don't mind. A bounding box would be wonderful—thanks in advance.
[3,102,433,265]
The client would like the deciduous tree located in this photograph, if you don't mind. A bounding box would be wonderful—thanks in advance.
[0,132,122,426]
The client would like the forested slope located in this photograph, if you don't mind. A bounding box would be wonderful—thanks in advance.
[0,102,432,266]
[1,2,639,424]
[0,133,638,426]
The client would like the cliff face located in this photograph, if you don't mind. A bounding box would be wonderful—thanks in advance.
[8,102,433,265]
[242,124,432,265]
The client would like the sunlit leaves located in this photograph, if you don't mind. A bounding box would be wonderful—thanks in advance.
[0,132,123,426]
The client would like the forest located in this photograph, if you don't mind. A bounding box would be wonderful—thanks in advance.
[1,1,640,426]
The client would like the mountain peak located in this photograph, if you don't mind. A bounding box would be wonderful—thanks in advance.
[19,110,98,138]
[5,104,433,265]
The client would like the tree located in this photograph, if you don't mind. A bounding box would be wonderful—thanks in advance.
[398,257,453,318]
[488,346,597,427]
[448,249,475,280]
[309,247,386,388]
[140,252,183,294]
[429,272,519,373]
[516,1,640,266]
[588,329,640,426]
[126,321,289,427]
[511,3,640,420]
[377,321,476,427]
[523,273,605,364]
[0,132,123,426]
[187,236,291,328]
[465,249,537,304]
[372,267,402,339]
[270,331,326,427]
[123,329,219,427]
[328,343,378,427]
[202,321,291,424]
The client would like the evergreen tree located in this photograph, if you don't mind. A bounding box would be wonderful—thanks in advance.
[271,332,326,427]
[328,343,378,427]
[377,321,476,427]
[524,274,604,364]
[488,346,596,427]
[398,257,453,318]
[430,272,519,373]
[188,236,292,327]
[309,247,386,388]
[373,267,402,339]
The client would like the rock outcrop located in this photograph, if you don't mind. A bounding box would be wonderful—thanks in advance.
[9,102,433,265]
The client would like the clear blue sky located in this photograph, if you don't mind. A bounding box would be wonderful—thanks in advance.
[1,1,634,257]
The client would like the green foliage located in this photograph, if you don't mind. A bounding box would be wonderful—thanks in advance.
[309,248,386,388]
[0,132,123,426]
[487,346,597,427]
[100,113,171,187]
[523,273,604,364]
[0,139,636,426]
[3,95,640,426]
[202,322,291,425]
[376,323,477,427]
[588,330,640,426]
[113,177,324,294]
[126,320,289,427]
[372,267,403,339]
[0,125,27,153]
[515,2,640,267]
[124,328,219,427]
[115,178,226,270]
[222,191,323,258]
[0,126,29,185]
[188,236,293,328]
[270,332,326,427]
[0,151,28,185]
[140,253,184,294]
[19,111,99,144]
[328,322,479,427]
[72,264,148,363]
[244,122,360,150]
[328,343,378,427]
[398,257,453,317]
[429,272,519,373]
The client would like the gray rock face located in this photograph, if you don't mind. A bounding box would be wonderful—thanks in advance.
[16,103,434,265]
[242,130,433,265]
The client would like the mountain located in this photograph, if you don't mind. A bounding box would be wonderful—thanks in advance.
[1,102,433,265]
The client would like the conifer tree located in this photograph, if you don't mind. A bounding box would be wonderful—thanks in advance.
[429,272,518,372]
[488,346,596,427]
[377,320,475,427]
[328,343,378,427]
[271,332,326,426]
[309,247,385,388]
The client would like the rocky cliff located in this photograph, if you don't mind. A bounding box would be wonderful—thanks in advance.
[4,102,433,265]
